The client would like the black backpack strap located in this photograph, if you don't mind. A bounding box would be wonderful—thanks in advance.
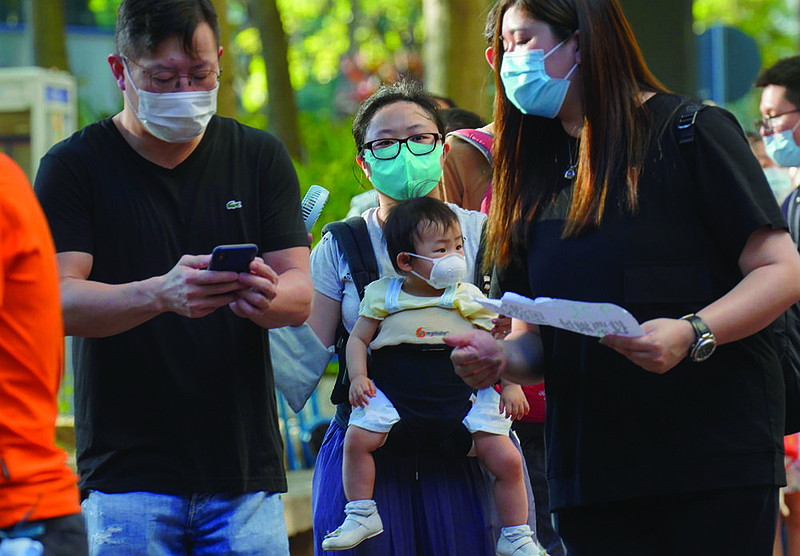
[674,99,708,183]
[321,216,380,298]
[320,216,380,410]
[677,100,706,145]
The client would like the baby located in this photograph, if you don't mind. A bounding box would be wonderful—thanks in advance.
[322,197,543,556]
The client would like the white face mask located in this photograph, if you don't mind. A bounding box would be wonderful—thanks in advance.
[123,62,218,143]
[764,120,800,168]
[408,252,467,289]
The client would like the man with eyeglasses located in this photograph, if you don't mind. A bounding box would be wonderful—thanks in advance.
[756,56,800,556]
[756,56,800,245]
[33,1,312,554]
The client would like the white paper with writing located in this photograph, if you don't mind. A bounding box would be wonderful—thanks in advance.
[474,292,644,338]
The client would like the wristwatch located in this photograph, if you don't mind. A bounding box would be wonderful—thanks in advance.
[680,314,716,362]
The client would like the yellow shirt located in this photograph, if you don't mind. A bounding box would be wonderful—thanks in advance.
[359,277,496,349]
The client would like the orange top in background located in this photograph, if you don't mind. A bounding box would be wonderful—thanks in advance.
[0,152,80,528]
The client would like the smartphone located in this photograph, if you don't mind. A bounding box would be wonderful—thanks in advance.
[208,243,259,272]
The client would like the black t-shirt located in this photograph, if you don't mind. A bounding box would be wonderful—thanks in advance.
[498,94,787,510]
[35,116,309,494]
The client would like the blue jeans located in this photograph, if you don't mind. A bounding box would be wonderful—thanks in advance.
[82,491,289,556]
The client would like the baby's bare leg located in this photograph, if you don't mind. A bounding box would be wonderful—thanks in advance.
[342,425,387,501]
[473,431,528,527]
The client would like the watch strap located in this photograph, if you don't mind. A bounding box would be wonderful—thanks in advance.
[680,313,711,339]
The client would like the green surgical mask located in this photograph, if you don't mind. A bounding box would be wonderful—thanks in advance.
[364,144,444,200]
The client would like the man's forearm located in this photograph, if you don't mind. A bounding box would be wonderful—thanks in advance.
[61,276,164,337]
[249,268,313,329]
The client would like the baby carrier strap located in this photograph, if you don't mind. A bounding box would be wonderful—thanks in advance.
[385,277,404,314]
[384,277,458,313]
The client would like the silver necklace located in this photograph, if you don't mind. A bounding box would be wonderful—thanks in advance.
[564,140,578,180]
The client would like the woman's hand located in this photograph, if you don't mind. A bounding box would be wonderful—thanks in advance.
[444,330,506,389]
[600,317,695,374]
[349,375,376,408]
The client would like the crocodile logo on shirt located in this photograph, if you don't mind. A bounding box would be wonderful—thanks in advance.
[226,200,243,210]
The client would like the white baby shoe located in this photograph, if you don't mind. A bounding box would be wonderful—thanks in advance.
[321,499,384,551]
[496,524,549,556]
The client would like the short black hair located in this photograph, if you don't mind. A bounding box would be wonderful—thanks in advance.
[352,80,445,156]
[115,0,219,60]
[756,56,800,109]
[384,197,460,274]
[441,107,487,134]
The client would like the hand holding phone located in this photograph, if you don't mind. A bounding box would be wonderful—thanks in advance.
[207,243,259,273]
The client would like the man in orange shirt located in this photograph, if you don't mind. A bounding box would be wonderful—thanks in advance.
[0,152,87,555]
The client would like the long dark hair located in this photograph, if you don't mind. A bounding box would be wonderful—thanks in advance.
[487,0,667,268]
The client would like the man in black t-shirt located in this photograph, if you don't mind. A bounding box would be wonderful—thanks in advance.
[33,1,311,554]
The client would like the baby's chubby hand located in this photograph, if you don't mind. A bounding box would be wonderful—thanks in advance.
[349,375,376,408]
[499,383,530,420]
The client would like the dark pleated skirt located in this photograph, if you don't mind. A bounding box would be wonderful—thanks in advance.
[311,418,537,556]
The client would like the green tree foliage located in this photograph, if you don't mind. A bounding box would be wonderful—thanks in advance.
[293,113,367,238]
[230,0,426,230]
[86,0,122,28]
[694,0,798,125]
[232,0,424,120]
[693,0,797,69]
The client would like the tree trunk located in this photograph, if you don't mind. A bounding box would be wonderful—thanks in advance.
[211,0,237,118]
[250,0,303,161]
[31,0,68,71]
[422,0,448,98]
[423,0,493,120]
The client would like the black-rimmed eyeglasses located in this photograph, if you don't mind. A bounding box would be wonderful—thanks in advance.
[361,133,442,160]
[755,109,800,135]
[122,56,221,93]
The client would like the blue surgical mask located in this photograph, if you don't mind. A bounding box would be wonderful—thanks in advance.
[763,166,795,203]
[500,38,577,118]
[364,144,444,200]
[764,120,800,168]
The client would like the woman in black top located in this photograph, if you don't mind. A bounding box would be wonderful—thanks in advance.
[447,1,800,555]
